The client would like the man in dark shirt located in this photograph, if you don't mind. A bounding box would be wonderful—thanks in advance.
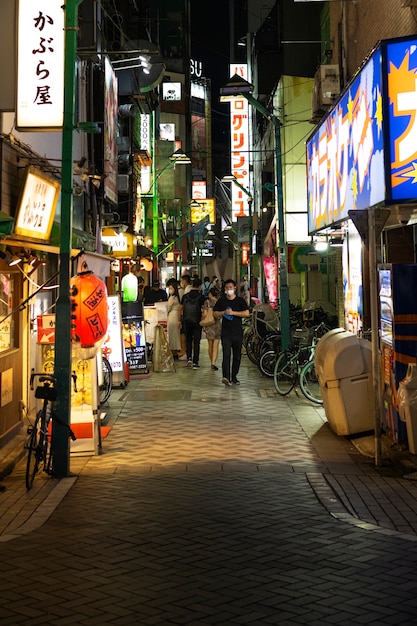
[213,278,250,386]
[181,277,205,369]
[144,281,168,305]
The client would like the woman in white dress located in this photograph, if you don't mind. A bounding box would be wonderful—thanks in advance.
[167,282,182,358]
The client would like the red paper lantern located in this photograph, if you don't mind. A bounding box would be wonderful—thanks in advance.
[70,271,108,348]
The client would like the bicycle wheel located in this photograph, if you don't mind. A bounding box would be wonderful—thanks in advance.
[259,349,277,377]
[25,411,43,490]
[99,357,113,405]
[274,351,296,395]
[259,332,281,358]
[299,360,323,405]
[246,334,260,364]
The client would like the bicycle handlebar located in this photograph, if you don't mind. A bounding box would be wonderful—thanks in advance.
[30,369,78,392]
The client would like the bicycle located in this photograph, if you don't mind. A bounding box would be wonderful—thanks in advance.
[273,325,328,404]
[25,371,77,490]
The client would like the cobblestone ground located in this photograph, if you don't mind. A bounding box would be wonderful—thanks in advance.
[1,347,417,625]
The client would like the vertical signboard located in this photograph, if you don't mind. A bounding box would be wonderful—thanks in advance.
[103,57,118,204]
[17,0,65,129]
[229,64,251,220]
[386,38,417,203]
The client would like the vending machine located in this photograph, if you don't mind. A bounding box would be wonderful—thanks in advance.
[379,264,417,445]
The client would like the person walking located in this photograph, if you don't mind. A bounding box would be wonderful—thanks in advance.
[202,287,222,370]
[181,277,205,369]
[167,282,182,359]
[213,278,250,386]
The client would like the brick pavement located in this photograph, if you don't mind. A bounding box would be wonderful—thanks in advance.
[1,344,417,623]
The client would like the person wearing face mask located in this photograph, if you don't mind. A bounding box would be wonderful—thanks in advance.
[213,278,250,386]
[167,281,182,359]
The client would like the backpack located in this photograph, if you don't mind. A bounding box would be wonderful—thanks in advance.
[182,293,202,323]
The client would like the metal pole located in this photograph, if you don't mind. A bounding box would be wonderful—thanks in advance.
[272,118,290,350]
[248,196,253,298]
[52,0,81,478]
[368,207,382,467]
[242,93,290,349]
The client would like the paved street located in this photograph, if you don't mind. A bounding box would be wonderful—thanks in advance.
[2,343,417,625]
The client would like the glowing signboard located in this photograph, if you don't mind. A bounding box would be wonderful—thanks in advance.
[307,49,384,233]
[15,167,60,241]
[17,0,65,130]
[387,38,417,202]
[307,36,417,234]
[229,64,250,220]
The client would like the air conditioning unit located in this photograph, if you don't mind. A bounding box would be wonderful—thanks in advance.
[312,64,340,122]
[318,65,340,105]
[117,174,130,194]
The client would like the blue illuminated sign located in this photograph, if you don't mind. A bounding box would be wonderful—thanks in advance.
[307,49,384,233]
[307,36,417,234]
[386,39,417,203]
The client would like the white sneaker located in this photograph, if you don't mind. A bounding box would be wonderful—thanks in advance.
[186,360,193,367]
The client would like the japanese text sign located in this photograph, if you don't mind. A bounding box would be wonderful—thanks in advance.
[15,167,60,241]
[229,64,250,221]
[307,36,417,234]
[17,0,65,130]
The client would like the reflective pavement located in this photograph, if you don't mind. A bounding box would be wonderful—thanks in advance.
[2,342,417,624]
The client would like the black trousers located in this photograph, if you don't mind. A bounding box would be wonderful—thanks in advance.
[221,332,243,381]
[183,320,202,364]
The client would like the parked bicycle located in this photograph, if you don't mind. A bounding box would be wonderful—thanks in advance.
[25,370,77,490]
[99,356,113,405]
[260,322,330,378]
[273,323,328,404]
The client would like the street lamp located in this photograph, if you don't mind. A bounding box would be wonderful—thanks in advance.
[220,75,291,349]
[221,175,253,294]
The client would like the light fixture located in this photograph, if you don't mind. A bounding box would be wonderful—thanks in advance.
[169,149,192,165]
[314,240,328,251]
[3,251,23,266]
[330,236,344,247]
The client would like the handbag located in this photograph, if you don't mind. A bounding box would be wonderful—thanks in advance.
[200,305,215,327]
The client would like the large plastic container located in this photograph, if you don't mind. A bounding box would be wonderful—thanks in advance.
[314,329,375,436]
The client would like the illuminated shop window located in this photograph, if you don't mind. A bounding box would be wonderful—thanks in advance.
[0,274,14,352]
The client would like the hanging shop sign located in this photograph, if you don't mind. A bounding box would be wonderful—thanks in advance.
[101,229,135,257]
[190,199,215,224]
[228,64,250,220]
[16,0,65,130]
[307,35,417,234]
[14,167,60,241]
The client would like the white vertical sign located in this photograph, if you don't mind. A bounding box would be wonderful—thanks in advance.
[229,64,250,220]
[17,0,65,130]
[140,114,152,193]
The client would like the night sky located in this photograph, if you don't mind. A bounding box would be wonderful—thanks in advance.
[191,1,231,178]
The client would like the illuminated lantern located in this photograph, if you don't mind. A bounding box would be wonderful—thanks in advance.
[70,270,108,349]
[121,272,138,302]
[140,257,153,272]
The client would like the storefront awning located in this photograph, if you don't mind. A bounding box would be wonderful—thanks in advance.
[0,211,14,235]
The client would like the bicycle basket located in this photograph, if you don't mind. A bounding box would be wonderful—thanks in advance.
[35,386,57,401]
[252,304,279,338]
